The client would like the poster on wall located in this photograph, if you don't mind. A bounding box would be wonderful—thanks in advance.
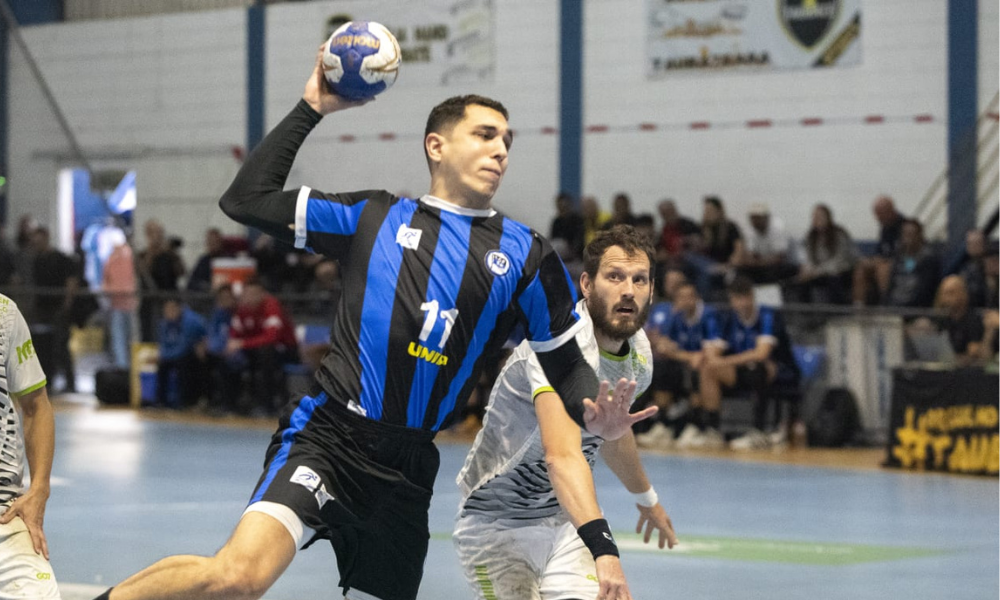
[646,0,862,77]
[321,0,494,86]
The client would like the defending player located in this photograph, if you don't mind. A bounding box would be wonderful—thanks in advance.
[0,293,60,598]
[94,47,656,600]
[455,226,678,600]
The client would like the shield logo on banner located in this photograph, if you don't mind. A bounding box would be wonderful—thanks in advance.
[778,0,842,49]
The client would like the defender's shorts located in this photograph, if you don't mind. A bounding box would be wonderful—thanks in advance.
[0,514,61,599]
[453,514,598,600]
[248,393,440,600]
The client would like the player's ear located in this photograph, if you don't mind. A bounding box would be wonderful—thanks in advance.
[425,132,445,166]
[579,271,592,300]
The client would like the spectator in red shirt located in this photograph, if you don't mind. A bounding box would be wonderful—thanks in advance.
[224,277,298,416]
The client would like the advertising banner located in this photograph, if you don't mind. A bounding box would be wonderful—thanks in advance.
[646,0,862,77]
[885,367,999,476]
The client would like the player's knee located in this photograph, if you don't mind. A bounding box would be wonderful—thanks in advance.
[203,557,271,600]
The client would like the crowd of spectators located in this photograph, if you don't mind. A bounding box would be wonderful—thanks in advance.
[1,190,997,435]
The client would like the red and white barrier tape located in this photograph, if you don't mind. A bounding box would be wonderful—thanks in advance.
[311,112,940,144]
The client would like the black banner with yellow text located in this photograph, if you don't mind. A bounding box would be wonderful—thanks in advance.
[886,367,999,476]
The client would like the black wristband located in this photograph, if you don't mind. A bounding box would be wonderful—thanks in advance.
[577,518,620,559]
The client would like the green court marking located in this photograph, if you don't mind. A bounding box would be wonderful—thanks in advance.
[433,532,944,566]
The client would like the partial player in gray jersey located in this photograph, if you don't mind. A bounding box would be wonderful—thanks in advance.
[0,293,60,598]
[455,226,678,600]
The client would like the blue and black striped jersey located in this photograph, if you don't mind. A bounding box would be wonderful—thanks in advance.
[293,188,583,431]
[664,302,721,352]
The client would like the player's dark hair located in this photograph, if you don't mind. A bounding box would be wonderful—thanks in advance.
[583,225,656,280]
[425,94,509,140]
[727,276,755,297]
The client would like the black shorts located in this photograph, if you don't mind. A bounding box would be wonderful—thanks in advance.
[652,358,699,396]
[249,392,440,600]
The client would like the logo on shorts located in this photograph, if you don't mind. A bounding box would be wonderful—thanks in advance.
[484,250,511,276]
[315,484,335,508]
[290,465,322,491]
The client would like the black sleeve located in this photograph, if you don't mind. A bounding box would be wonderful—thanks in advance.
[535,338,600,430]
[218,100,324,245]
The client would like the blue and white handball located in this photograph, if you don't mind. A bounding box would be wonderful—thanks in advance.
[322,21,401,101]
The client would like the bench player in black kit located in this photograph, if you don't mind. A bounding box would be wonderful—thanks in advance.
[95,47,656,600]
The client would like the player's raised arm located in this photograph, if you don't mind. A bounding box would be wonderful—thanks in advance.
[218,46,367,245]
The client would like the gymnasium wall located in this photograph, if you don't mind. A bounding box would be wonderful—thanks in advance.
[5,0,998,266]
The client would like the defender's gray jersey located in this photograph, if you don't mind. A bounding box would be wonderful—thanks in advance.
[0,294,47,505]
[456,299,652,522]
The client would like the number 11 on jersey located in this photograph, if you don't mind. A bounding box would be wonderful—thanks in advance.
[419,300,459,349]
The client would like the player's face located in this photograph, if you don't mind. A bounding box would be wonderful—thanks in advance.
[582,246,653,341]
[437,105,512,204]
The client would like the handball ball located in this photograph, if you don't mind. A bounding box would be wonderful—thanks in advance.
[322,21,400,100]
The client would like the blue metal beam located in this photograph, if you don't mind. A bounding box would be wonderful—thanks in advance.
[947,0,978,244]
[559,0,582,202]
[247,2,266,154]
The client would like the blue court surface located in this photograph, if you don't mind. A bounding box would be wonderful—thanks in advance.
[49,405,997,600]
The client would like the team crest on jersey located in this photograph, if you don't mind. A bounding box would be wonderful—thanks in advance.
[395,224,423,250]
[484,250,511,276]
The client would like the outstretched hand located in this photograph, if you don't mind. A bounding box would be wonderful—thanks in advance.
[582,378,658,441]
[636,503,678,550]
[303,43,372,116]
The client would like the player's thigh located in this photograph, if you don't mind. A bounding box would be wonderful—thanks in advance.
[0,517,60,599]
[539,521,599,600]
[215,510,297,585]
[454,515,554,600]
[709,362,738,387]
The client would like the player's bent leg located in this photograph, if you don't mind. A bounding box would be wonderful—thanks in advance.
[454,514,552,600]
[109,510,297,600]
[538,521,600,600]
[0,516,60,599]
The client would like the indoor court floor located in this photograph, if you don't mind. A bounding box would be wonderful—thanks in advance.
[45,400,997,600]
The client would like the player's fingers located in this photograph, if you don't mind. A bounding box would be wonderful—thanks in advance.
[628,405,659,424]
[583,398,597,423]
[0,501,19,524]
[598,379,611,400]
[635,515,646,534]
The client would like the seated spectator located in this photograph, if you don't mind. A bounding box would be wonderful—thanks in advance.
[795,204,857,304]
[986,248,999,309]
[549,192,585,261]
[601,192,638,229]
[302,259,343,323]
[932,275,987,366]
[685,195,743,300]
[640,282,722,450]
[224,277,298,416]
[580,195,610,245]
[732,203,798,285]
[655,199,700,268]
[884,219,941,308]
[186,228,231,294]
[155,297,207,409]
[204,285,237,415]
[634,213,658,247]
[699,277,800,450]
[949,230,990,308]
[853,195,906,305]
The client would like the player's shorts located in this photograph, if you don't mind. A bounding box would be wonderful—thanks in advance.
[652,357,699,396]
[453,513,598,600]
[247,392,440,600]
[0,513,61,599]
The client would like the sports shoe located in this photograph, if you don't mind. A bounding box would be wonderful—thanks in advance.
[674,423,702,449]
[768,427,789,447]
[730,428,771,451]
[698,428,726,449]
[636,422,674,449]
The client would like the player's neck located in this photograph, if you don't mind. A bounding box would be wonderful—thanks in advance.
[594,330,627,355]
[428,182,492,212]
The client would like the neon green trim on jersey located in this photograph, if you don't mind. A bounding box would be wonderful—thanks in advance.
[474,565,498,600]
[531,386,556,401]
[12,379,47,398]
[598,348,630,362]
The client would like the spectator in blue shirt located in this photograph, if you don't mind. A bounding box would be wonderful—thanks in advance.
[204,285,237,415]
[156,297,207,409]
[638,268,691,440]
[700,277,799,450]
[639,282,722,450]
